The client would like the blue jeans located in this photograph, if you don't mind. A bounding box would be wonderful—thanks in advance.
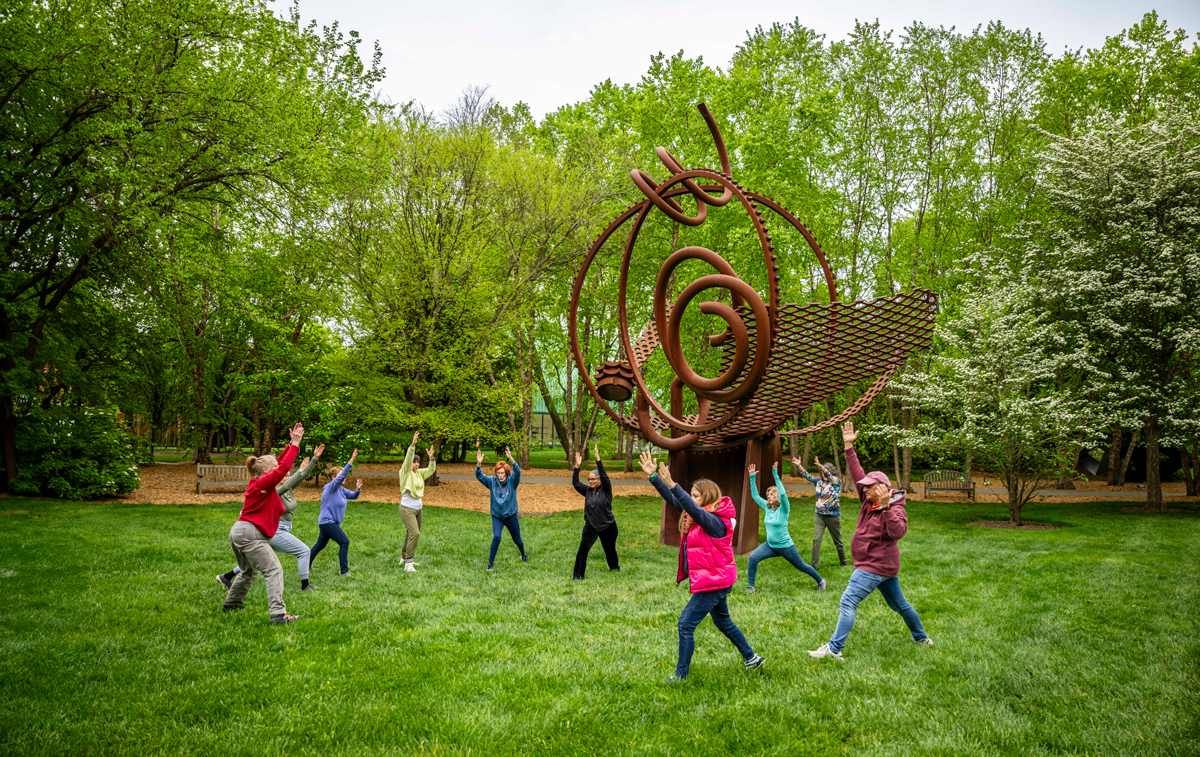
[746,542,823,587]
[829,569,928,653]
[676,588,754,679]
[310,522,350,574]
[489,514,525,564]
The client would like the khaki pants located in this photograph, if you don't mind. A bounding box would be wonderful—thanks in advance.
[224,520,286,616]
[399,505,422,562]
[812,512,846,570]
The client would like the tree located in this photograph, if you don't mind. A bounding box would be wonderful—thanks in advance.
[1025,107,1200,510]
[0,0,381,484]
[893,281,1098,524]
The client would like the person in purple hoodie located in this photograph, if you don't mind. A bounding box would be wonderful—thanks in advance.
[809,421,932,660]
[639,451,764,683]
[309,447,362,577]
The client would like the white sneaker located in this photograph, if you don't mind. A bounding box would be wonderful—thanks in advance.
[808,643,844,661]
[404,562,416,572]
[914,637,933,646]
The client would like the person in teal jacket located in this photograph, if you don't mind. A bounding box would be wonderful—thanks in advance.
[745,461,826,592]
[475,446,526,571]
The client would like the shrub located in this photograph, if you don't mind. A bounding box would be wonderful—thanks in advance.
[9,406,140,499]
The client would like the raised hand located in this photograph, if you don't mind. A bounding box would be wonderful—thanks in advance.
[772,460,779,470]
[289,423,304,444]
[426,446,436,460]
[815,455,823,468]
[638,450,657,477]
[476,448,484,466]
[355,478,363,491]
[411,431,420,447]
[574,452,583,469]
[841,421,858,446]
[300,457,311,469]
[504,446,515,463]
[657,461,676,488]
[747,463,757,476]
[791,456,802,468]
[593,442,600,461]
[348,447,359,465]
[313,443,325,459]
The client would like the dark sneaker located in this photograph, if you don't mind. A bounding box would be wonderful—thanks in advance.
[221,604,242,613]
[487,564,494,572]
[744,654,765,669]
[216,574,232,589]
[665,674,687,684]
[301,584,316,592]
[269,614,300,625]
[521,553,528,563]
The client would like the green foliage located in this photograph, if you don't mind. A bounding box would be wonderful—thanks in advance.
[9,407,140,499]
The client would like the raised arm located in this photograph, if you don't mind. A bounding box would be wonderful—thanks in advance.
[641,451,680,511]
[475,448,493,488]
[344,477,362,500]
[510,462,521,488]
[594,443,611,496]
[421,446,437,479]
[841,421,869,504]
[277,446,321,496]
[747,468,769,512]
[400,444,416,487]
[669,482,727,538]
[571,462,589,496]
[772,464,791,517]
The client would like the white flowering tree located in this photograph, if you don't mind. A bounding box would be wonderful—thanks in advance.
[1024,107,1200,508]
[891,282,1100,525]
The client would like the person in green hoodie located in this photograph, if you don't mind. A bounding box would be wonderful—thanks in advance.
[745,461,826,592]
[398,431,437,573]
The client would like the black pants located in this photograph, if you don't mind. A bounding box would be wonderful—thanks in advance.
[573,522,619,579]
[310,522,350,574]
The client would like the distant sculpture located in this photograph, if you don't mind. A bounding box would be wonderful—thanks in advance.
[568,103,937,554]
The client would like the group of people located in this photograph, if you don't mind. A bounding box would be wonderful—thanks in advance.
[214,420,930,679]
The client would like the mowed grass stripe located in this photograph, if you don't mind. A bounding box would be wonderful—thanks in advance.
[0,496,1197,756]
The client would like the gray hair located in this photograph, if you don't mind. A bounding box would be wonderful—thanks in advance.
[588,469,600,479]
[822,463,838,477]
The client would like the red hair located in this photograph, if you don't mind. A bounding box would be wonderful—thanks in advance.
[494,461,511,477]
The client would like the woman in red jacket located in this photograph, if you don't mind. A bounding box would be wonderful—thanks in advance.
[640,451,764,682]
[808,421,931,660]
[222,422,305,624]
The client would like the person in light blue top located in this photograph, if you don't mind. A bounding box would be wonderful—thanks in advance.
[745,461,825,592]
[309,447,362,576]
[475,445,526,571]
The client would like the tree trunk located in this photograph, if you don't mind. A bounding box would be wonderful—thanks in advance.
[1106,424,1123,486]
[887,393,901,487]
[2,395,16,487]
[1056,444,1080,489]
[1183,439,1199,497]
[533,358,569,458]
[1008,483,1023,525]
[251,401,262,455]
[824,399,842,478]
[263,418,275,457]
[1144,416,1163,511]
[801,405,815,470]
[1118,427,1141,486]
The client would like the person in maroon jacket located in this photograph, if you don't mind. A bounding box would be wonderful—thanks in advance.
[222,422,305,624]
[809,420,931,660]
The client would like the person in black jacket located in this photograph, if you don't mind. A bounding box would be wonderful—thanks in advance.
[572,442,620,579]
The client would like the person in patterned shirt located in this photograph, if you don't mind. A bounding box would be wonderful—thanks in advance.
[793,455,847,570]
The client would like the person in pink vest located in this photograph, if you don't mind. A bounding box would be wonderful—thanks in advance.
[808,420,932,660]
[639,450,765,682]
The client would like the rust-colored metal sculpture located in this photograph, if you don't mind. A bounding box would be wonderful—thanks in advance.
[568,103,937,554]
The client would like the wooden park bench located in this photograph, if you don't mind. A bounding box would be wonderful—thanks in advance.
[923,469,976,500]
[196,465,250,494]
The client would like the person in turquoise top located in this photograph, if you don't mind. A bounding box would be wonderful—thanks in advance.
[745,461,826,592]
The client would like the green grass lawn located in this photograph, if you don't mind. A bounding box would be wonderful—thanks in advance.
[0,495,1197,756]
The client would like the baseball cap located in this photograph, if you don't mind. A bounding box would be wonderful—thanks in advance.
[856,470,891,488]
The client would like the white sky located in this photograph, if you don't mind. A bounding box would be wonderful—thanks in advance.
[276,0,1200,118]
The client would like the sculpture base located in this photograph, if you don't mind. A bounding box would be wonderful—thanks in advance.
[660,434,781,555]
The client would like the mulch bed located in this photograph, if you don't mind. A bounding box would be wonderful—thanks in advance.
[969,520,1062,530]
